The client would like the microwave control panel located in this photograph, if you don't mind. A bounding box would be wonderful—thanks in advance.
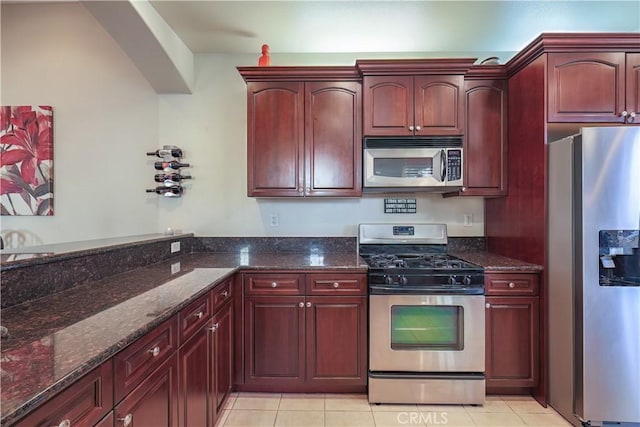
[447,149,462,181]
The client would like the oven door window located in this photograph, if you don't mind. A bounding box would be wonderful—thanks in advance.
[374,157,433,178]
[390,305,463,350]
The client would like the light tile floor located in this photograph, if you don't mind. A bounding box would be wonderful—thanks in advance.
[218,393,572,426]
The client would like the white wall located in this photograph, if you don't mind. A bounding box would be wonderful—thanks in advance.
[157,53,484,237]
[0,3,484,246]
[0,3,160,245]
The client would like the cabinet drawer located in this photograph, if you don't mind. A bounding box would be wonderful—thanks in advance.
[212,278,233,312]
[114,316,178,402]
[14,361,113,427]
[179,292,211,344]
[306,273,367,295]
[244,273,304,295]
[485,273,539,296]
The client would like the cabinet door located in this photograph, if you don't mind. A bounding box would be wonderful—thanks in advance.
[305,81,362,196]
[94,411,114,427]
[211,301,233,417]
[244,296,305,387]
[485,296,539,388]
[247,81,304,196]
[362,76,414,136]
[305,296,367,390]
[14,362,113,427]
[626,53,640,123]
[178,326,210,427]
[115,354,179,427]
[415,75,464,135]
[462,79,507,196]
[548,52,626,122]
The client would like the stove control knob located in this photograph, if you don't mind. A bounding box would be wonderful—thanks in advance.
[463,276,472,286]
[448,275,457,286]
[384,275,394,285]
[398,275,408,285]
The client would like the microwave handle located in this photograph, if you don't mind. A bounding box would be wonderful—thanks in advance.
[440,149,447,182]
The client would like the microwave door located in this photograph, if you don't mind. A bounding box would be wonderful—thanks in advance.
[364,148,444,187]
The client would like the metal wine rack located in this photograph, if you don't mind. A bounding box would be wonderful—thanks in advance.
[146,145,191,197]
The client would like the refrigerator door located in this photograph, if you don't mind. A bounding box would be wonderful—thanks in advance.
[575,127,640,423]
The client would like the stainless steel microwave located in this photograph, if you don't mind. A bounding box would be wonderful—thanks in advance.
[363,137,464,191]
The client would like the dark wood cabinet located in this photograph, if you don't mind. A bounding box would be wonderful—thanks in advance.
[240,272,367,392]
[485,273,540,391]
[178,324,210,427]
[548,52,639,123]
[211,301,233,416]
[362,75,464,136]
[239,68,362,197]
[461,79,508,196]
[115,354,179,427]
[305,296,367,388]
[13,361,113,427]
[94,411,114,427]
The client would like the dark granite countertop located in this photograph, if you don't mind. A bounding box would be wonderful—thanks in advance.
[451,251,544,272]
[0,251,365,425]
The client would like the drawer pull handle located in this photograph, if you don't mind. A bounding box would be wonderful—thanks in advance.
[485,303,491,308]
[508,282,515,288]
[118,414,133,427]
[149,346,161,357]
[271,282,278,288]
[57,420,71,427]
[299,302,304,307]
[306,302,311,308]
[221,290,229,297]
[210,323,219,332]
[333,282,339,288]
[194,311,204,319]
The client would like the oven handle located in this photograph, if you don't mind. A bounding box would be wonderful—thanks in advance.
[369,286,484,296]
[369,372,485,380]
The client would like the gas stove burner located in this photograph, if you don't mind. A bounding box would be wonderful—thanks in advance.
[362,253,480,270]
[367,254,408,268]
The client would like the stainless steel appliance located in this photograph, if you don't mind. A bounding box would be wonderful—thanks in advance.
[359,223,485,405]
[548,127,640,426]
[363,137,463,191]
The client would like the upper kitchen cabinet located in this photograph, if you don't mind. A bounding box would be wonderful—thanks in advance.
[548,52,640,123]
[238,67,362,197]
[460,69,508,197]
[356,59,476,137]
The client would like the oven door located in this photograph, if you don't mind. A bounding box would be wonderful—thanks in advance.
[369,293,484,373]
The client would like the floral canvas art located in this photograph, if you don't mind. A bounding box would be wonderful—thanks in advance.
[0,106,53,216]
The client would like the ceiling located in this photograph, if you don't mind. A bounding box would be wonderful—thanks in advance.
[149,0,640,57]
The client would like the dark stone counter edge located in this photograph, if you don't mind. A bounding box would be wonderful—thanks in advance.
[0,268,235,427]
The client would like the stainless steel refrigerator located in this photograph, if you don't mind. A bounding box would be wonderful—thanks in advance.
[548,126,640,426]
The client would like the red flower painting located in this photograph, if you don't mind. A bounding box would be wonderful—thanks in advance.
[0,106,53,215]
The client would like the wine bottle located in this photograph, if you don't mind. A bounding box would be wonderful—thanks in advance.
[146,148,183,158]
[154,161,190,171]
[154,172,191,183]
[146,185,183,197]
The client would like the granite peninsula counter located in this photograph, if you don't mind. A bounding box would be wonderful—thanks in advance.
[0,250,366,426]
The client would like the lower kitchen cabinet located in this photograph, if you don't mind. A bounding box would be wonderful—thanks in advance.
[212,301,234,415]
[12,361,113,427]
[115,353,179,427]
[241,272,368,392]
[94,411,114,427]
[485,272,540,391]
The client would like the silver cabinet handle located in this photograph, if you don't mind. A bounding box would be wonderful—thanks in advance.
[408,125,414,131]
[118,414,133,427]
[508,282,515,288]
[299,302,304,307]
[333,282,339,288]
[461,187,467,192]
[306,187,310,193]
[415,125,421,131]
[622,110,629,118]
[298,187,304,193]
[306,302,311,308]
[57,420,71,427]
[210,323,219,332]
[149,346,160,357]
[629,111,636,123]
[195,311,204,319]
[271,282,278,288]
[485,303,491,308]
[222,290,229,297]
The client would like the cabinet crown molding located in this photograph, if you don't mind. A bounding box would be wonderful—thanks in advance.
[237,66,360,82]
[356,58,477,76]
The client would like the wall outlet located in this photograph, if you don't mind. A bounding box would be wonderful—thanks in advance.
[171,241,180,253]
[463,214,473,227]
[171,262,181,274]
[269,213,279,227]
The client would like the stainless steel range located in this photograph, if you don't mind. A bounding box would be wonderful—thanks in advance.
[359,223,486,405]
